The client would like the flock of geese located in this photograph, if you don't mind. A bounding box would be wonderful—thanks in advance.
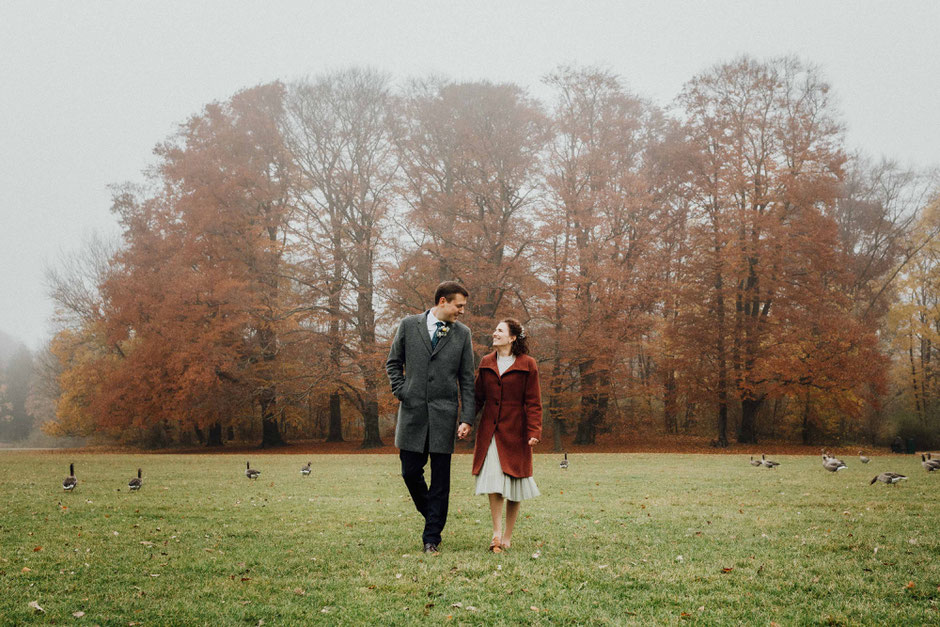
[749,449,940,486]
[60,460,315,491]
[57,450,938,491]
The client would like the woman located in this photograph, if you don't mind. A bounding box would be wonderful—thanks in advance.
[472,318,542,553]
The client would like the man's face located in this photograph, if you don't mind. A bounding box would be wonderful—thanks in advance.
[436,294,467,322]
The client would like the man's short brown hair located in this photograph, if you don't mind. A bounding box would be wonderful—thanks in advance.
[434,281,469,304]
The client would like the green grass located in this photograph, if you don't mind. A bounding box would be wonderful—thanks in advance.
[0,452,937,625]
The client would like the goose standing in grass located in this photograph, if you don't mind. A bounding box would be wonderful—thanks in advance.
[921,454,940,472]
[128,468,142,491]
[870,472,907,486]
[300,461,311,477]
[749,456,763,467]
[822,454,847,472]
[858,451,870,464]
[927,453,940,469]
[245,461,261,479]
[760,454,780,468]
[559,453,569,469]
[62,463,77,491]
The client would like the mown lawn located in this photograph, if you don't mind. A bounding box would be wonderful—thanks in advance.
[0,451,937,625]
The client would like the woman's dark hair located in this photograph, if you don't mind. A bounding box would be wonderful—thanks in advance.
[501,318,529,356]
[434,281,469,305]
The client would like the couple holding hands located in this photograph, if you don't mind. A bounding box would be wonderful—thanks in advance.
[386,282,542,554]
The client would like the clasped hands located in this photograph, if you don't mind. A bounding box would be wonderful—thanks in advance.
[457,423,539,447]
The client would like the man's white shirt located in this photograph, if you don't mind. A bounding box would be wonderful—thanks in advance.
[426,310,443,341]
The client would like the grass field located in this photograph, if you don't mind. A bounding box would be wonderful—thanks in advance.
[0,451,937,625]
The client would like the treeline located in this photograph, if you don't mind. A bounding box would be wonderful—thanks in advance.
[31,58,940,449]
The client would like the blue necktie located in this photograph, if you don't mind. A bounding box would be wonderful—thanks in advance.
[431,322,443,349]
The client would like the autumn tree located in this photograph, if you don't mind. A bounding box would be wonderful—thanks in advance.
[540,66,665,445]
[281,69,399,448]
[99,83,294,447]
[677,56,882,445]
[393,79,548,338]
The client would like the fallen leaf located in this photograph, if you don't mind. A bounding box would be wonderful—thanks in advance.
[451,602,462,608]
[33,546,43,552]
[530,606,539,612]
[73,611,85,618]
[28,601,44,613]
[721,567,733,573]
[395,573,402,579]
[293,588,305,596]
[905,581,915,590]
[21,567,31,573]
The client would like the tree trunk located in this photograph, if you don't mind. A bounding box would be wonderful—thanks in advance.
[663,366,678,434]
[738,396,762,444]
[259,388,286,448]
[327,391,344,442]
[206,422,223,447]
[801,389,812,445]
[360,376,384,448]
[574,360,597,445]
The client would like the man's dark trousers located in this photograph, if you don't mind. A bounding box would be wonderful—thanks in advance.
[400,446,451,546]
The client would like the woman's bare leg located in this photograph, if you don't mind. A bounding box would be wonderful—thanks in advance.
[488,493,504,542]
[502,499,521,546]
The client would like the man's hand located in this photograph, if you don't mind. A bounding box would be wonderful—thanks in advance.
[528,437,539,447]
[457,423,472,440]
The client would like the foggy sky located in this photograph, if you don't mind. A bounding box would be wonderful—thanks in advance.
[2,0,938,350]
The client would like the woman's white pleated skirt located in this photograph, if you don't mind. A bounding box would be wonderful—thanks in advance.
[474,435,540,501]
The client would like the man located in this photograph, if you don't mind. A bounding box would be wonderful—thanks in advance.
[386,281,476,554]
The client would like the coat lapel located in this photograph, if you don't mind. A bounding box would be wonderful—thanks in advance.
[431,319,455,356]
[419,311,433,355]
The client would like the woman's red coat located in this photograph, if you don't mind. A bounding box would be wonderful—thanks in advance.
[471,352,543,478]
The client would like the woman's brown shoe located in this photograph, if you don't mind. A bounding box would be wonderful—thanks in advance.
[488,537,502,553]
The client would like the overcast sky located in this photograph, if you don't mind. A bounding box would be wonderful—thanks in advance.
[2,1,939,350]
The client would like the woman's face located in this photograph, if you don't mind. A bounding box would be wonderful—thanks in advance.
[492,322,516,348]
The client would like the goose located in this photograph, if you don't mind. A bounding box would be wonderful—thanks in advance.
[822,455,847,472]
[927,453,940,468]
[823,451,847,466]
[300,461,311,477]
[62,463,77,491]
[128,468,142,491]
[749,456,763,467]
[870,472,907,486]
[559,453,569,469]
[858,451,870,464]
[245,461,261,479]
[760,454,780,468]
[921,454,940,471]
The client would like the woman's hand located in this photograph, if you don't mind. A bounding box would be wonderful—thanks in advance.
[528,437,539,447]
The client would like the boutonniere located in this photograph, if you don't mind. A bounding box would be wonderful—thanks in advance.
[436,324,451,339]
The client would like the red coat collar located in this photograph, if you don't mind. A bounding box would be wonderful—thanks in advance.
[479,351,531,376]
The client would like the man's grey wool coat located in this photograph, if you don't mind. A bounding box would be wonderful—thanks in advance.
[386,312,476,454]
